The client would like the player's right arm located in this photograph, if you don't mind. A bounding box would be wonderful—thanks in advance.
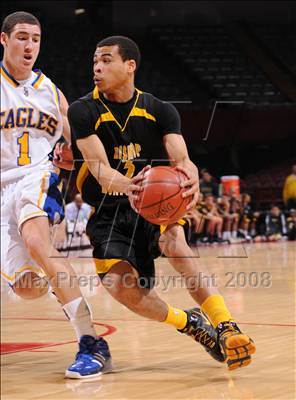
[68,101,145,196]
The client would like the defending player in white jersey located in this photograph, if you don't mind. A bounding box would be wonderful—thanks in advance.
[0,11,103,378]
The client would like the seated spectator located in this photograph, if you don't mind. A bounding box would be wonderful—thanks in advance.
[200,169,219,198]
[286,209,296,241]
[283,164,296,210]
[238,193,259,240]
[217,195,239,241]
[254,205,287,242]
[186,193,205,243]
[202,194,224,243]
[65,194,92,248]
[65,193,92,222]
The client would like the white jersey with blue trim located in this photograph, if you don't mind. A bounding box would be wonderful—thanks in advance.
[0,64,63,185]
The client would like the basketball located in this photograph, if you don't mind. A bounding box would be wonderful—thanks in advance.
[134,166,193,225]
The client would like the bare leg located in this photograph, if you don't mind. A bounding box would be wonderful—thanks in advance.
[21,216,96,339]
[159,224,219,305]
[101,261,168,321]
[21,217,81,304]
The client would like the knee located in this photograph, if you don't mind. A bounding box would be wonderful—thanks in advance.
[159,228,188,257]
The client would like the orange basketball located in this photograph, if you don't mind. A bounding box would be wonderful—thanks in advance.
[134,166,192,225]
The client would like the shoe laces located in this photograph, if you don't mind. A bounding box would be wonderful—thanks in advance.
[217,321,239,337]
[77,336,110,358]
[194,328,215,348]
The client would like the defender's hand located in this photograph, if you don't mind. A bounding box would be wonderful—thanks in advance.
[53,143,75,170]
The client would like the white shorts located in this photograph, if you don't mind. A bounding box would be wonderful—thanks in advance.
[1,165,64,286]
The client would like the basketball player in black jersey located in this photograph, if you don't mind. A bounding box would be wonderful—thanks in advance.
[58,36,255,377]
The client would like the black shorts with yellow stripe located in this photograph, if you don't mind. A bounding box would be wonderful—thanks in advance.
[86,202,189,289]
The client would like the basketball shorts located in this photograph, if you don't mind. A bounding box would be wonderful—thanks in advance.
[86,202,189,289]
[1,165,64,285]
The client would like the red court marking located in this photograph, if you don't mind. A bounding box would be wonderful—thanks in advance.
[29,350,58,353]
[237,322,296,328]
[2,316,295,327]
[1,317,116,355]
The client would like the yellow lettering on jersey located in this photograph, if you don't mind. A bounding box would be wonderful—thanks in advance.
[135,143,141,157]
[113,142,141,161]
[122,145,127,161]
[123,160,135,178]
[17,132,31,165]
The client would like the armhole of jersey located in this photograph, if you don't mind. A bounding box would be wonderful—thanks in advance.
[51,83,60,108]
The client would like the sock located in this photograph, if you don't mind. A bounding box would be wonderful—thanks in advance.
[222,231,229,240]
[163,304,188,330]
[201,294,232,328]
[232,231,237,238]
[63,297,97,340]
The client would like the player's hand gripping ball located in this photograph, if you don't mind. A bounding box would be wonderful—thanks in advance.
[134,166,193,225]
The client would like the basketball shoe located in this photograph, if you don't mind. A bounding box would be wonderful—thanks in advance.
[216,321,256,370]
[65,335,112,379]
[178,308,226,363]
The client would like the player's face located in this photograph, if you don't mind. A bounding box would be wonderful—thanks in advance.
[1,23,41,74]
[93,45,136,92]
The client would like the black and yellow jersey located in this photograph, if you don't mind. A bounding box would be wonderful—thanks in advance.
[68,87,182,207]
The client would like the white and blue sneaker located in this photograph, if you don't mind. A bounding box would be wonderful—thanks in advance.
[65,335,113,379]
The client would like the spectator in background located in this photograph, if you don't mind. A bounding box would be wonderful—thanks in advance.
[238,193,259,240]
[217,195,239,241]
[186,193,205,244]
[65,193,92,222]
[200,169,219,198]
[283,164,296,210]
[202,194,224,243]
[254,205,287,242]
[286,209,296,241]
[65,194,92,247]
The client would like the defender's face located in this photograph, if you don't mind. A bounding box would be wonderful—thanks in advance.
[1,23,40,74]
[93,45,135,92]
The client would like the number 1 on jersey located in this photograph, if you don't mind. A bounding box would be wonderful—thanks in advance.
[17,132,31,165]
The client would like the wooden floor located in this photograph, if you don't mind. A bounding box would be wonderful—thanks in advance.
[1,242,295,400]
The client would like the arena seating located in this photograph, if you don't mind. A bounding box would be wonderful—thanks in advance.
[241,160,292,208]
[251,23,296,73]
[150,25,288,105]
[35,22,294,106]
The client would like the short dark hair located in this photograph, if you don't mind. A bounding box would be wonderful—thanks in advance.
[97,35,141,71]
[1,11,41,36]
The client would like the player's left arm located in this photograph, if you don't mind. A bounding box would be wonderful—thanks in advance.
[58,89,71,144]
[158,100,199,209]
[163,133,199,210]
[52,90,74,170]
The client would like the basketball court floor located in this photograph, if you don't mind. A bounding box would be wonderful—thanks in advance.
[1,241,295,399]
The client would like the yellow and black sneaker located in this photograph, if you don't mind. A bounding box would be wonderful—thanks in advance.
[217,321,256,370]
[178,308,226,363]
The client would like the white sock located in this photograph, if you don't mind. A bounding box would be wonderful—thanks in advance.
[63,297,97,340]
[222,231,230,240]
[232,231,237,238]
